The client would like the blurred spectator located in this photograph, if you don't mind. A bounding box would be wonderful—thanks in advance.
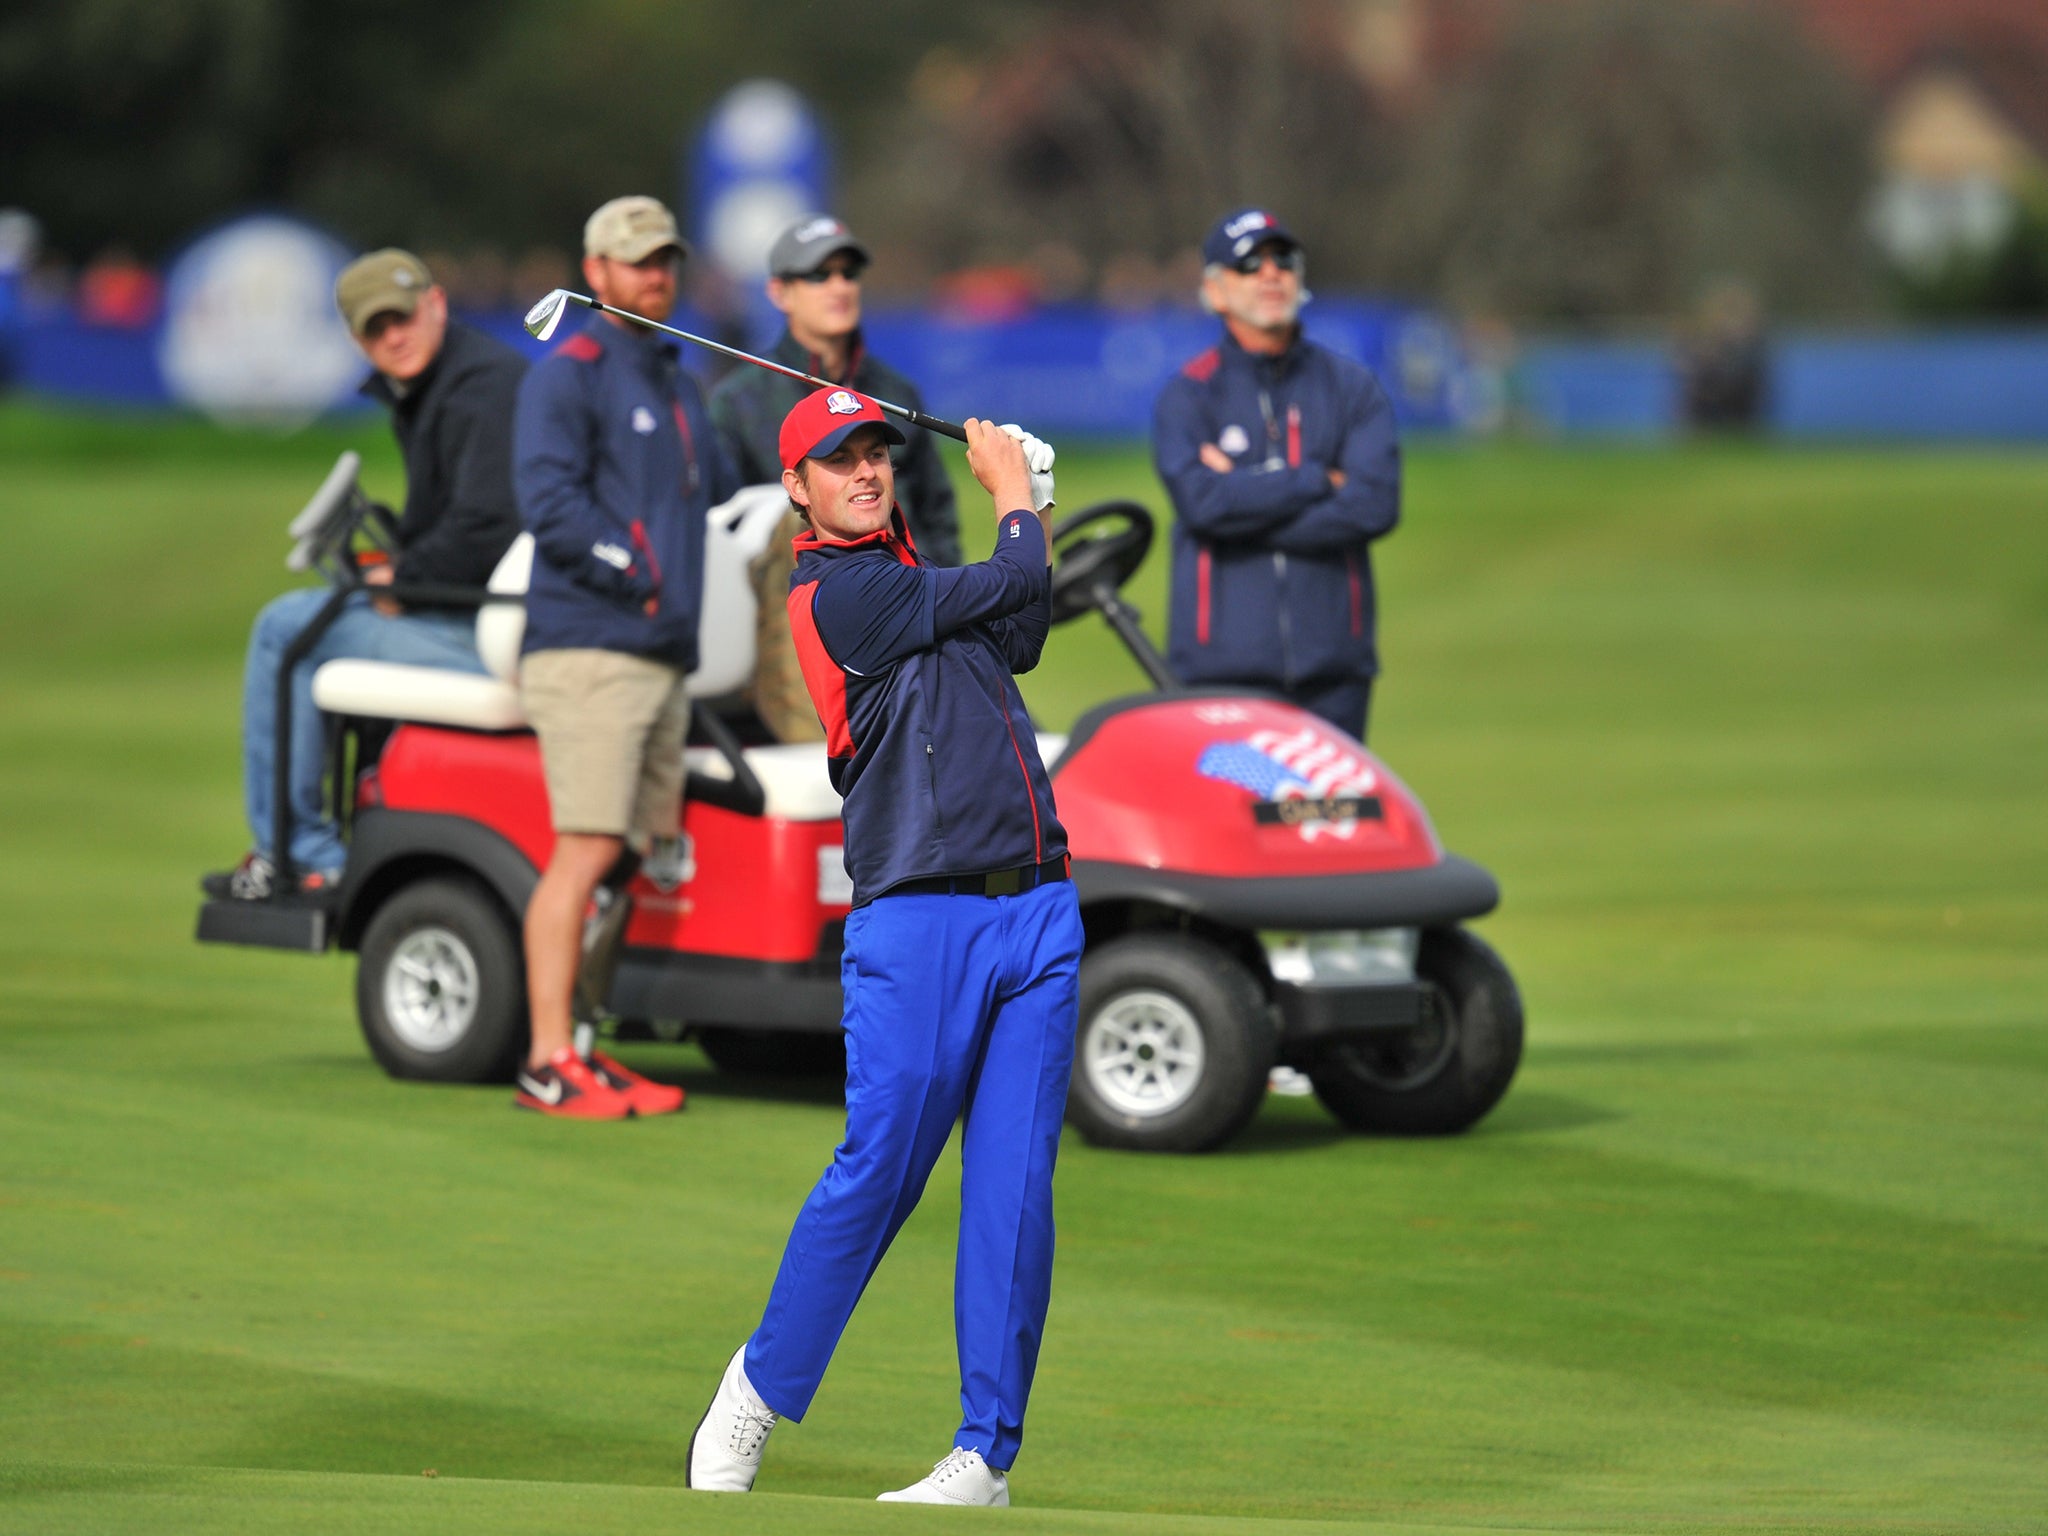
[26,253,74,315]
[510,247,574,311]
[1161,247,1205,309]
[1026,240,1089,305]
[683,258,749,385]
[1098,251,1165,312]
[77,245,160,328]
[1680,279,1769,431]
[0,209,39,389]
[1453,313,1523,436]
[419,247,516,313]
[932,263,1037,323]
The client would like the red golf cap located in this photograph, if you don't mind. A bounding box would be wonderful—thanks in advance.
[778,386,906,472]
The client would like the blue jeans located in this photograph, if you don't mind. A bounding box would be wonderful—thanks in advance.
[745,878,1083,1471]
[242,587,485,873]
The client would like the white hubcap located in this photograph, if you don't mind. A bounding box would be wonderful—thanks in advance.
[1083,988,1206,1118]
[382,927,480,1052]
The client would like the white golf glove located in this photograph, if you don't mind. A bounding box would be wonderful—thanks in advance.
[999,423,1057,512]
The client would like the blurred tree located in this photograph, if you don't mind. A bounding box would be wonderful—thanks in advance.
[1890,175,2048,316]
[0,0,985,261]
[1377,0,1877,321]
[848,0,1398,294]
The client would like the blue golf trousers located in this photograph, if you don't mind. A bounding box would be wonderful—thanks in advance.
[242,587,484,873]
[745,877,1084,1471]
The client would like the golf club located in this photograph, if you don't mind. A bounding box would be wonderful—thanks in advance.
[523,288,968,443]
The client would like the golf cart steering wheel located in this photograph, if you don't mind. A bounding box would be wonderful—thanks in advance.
[1048,501,1155,625]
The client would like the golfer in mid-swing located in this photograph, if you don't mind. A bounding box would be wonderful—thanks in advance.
[688,388,1080,1507]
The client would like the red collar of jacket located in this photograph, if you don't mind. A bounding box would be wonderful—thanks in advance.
[791,505,920,566]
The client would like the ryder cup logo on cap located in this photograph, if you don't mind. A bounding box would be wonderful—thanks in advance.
[1203,207,1302,266]
[767,213,871,278]
[779,385,905,472]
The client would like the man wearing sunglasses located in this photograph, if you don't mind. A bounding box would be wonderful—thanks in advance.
[1153,209,1401,742]
[710,216,962,741]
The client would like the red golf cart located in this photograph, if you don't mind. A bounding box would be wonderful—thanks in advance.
[198,461,1520,1152]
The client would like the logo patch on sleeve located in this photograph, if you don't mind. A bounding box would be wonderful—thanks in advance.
[1218,424,1250,456]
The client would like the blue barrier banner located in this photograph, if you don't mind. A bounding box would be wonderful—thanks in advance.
[5,296,1465,436]
[1771,330,2048,441]
[16,299,2048,443]
[1518,341,1679,439]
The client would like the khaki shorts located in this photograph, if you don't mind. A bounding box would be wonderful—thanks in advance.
[519,648,690,839]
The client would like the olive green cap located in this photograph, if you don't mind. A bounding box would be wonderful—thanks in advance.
[334,249,434,336]
[583,196,689,263]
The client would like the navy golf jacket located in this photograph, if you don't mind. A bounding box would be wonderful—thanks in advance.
[1154,328,1401,687]
[787,507,1067,906]
[513,316,739,668]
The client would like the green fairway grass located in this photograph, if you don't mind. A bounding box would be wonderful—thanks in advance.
[0,403,2042,1534]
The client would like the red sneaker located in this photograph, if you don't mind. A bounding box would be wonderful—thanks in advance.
[515,1047,636,1119]
[588,1049,685,1116]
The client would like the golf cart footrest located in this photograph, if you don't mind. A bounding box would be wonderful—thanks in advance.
[611,951,844,1030]
[1275,981,1421,1042]
[195,898,331,953]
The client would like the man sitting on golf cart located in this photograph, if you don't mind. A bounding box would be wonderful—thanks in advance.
[204,250,527,899]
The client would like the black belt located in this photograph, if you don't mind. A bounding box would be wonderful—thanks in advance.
[886,855,1070,900]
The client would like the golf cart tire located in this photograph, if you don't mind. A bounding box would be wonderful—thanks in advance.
[697,1026,846,1078]
[355,876,527,1084]
[1307,926,1521,1136]
[1066,933,1276,1153]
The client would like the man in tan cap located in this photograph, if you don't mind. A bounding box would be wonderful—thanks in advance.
[509,196,738,1119]
[204,249,527,903]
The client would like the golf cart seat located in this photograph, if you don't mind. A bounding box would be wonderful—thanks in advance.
[311,486,790,732]
[309,533,536,732]
[680,734,1069,824]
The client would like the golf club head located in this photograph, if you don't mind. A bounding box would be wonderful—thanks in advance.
[523,288,574,342]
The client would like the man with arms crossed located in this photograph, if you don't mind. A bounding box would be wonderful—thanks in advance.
[511,196,738,1119]
[688,388,1076,1506]
[207,249,523,900]
[710,215,962,741]
[1154,208,1401,742]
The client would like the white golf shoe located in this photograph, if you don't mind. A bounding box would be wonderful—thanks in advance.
[687,1345,778,1492]
[877,1446,1010,1506]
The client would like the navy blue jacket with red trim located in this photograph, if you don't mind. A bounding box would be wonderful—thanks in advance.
[1153,327,1401,688]
[513,315,739,667]
[787,506,1067,906]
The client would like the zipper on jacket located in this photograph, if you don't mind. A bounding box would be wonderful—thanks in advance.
[629,519,662,587]
[1274,552,1294,686]
[997,707,1045,864]
[1196,548,1212,644]
[922,738,946,846]
[1347,551,1364,638]
[1286,403,1301,468]
[1258,389,1282,468]
[668,402,701,495]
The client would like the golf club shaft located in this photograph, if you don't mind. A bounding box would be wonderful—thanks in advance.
[558,291,968,443]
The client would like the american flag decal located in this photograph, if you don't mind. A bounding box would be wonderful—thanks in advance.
[1197,726,1380,841]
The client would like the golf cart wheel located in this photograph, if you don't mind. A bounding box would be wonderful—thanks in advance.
[356,876,526,1084]
[1066,933,1276,1153]
[697,1026,846,1078]
[1307,927,1522,1136]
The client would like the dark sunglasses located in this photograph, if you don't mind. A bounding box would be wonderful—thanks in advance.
[791,260,867,284]
[1231,246,1304,276]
